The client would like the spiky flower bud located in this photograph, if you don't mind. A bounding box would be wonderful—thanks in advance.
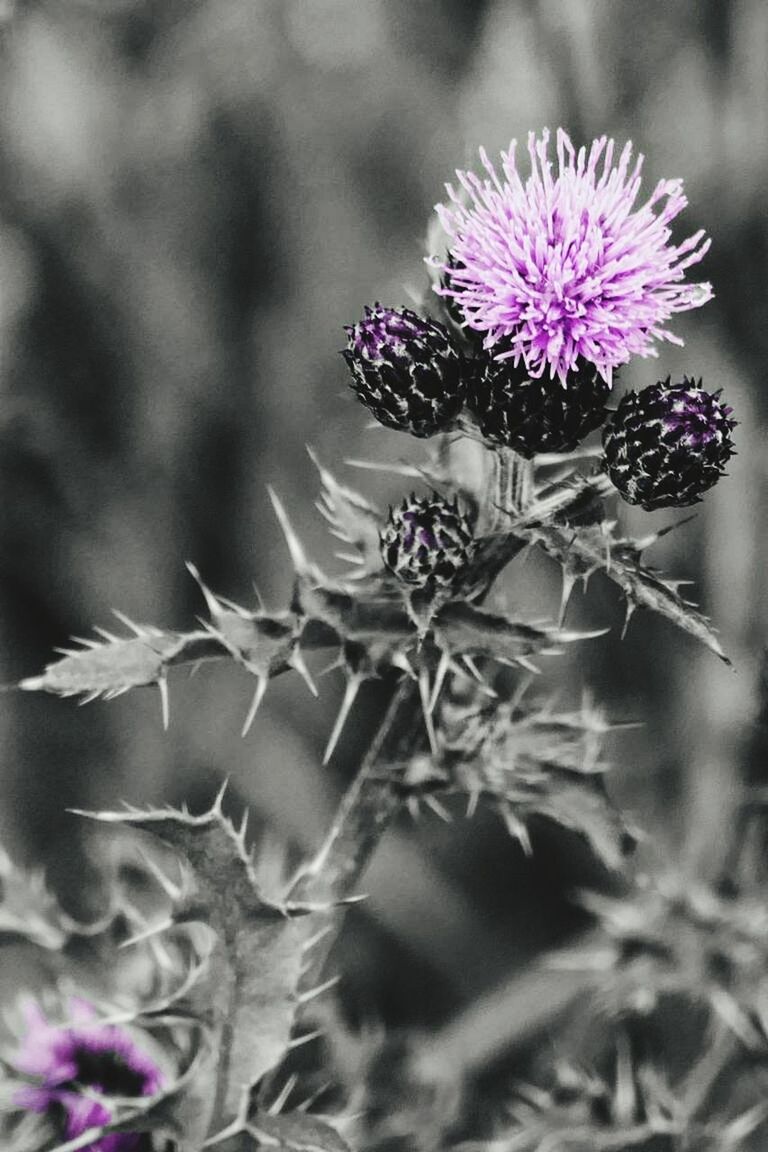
[468,357,610,458]
[602,377,736,510]
[380,493,474,589]
[342,305,466,437]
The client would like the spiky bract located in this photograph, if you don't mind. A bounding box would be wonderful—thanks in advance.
[602,377,736,509]
[342,305,465,437]
[380,493,474,589]
[435,128,713,382]
[468,357,610,457]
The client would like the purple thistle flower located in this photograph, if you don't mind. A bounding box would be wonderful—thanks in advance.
[434,128,713,383]
[12,998,163,1152]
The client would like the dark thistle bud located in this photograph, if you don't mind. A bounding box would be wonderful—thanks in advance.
[602,377,736,510]
[342,304,466,437]
[467,357,610,458]
[380,493,474,589]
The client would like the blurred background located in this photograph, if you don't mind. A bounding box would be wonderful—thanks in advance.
[0,0,767,1086]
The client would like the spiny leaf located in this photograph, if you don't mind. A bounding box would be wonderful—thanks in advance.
[502,775,635,869]
[187,563,299,676]
[433,601,604,669]
[19,623,192,702]
[76,795,316,1125]
[0,848,73,950]
[568,872,768,1037]
[307,448,383,579]
[187,563,312,734]
[507,482,729,661]
[404,692,637,868]
[469,1058,684,1152]
[295,580,412,659]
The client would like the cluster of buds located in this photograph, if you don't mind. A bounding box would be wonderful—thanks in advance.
[340,128,735,593]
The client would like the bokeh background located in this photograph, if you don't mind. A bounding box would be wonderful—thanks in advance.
[1,0,767,1087]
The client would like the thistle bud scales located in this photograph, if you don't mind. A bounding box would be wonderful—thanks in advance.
[343,304,466,437]
[602,378,736,510]
[468,357,610,457]
[380,493,474,589]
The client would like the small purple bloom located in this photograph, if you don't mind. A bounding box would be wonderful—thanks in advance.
[12,998,163,1152]
[434,128,713,383]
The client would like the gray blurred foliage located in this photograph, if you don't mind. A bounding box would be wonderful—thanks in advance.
[0,0,767,1133]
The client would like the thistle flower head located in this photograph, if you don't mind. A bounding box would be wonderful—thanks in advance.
[12,998,163,1151]
[434,128,713,382]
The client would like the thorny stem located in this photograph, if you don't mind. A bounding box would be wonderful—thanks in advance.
[492,447,534,529]
[256,679,421,1111]
[293,677,419,908]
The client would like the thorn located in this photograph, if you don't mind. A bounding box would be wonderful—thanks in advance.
[268,486,309,574]
[112,609,145,636]
[119,916,175,949]
[559,571,577,626]
[465,790,480,819]
[213,778,229,814]
[298,974,340,1006]
[238,808,249,846]
[158,677,169,731]
[344,457,422,478]
[185,561,222,619]
[241,676,268,737]
[216,593,251,618]
[614,1029,636,1124]
[323,675,362,765]
[621,599,636,640]
[251,582,265,611]
[317,654,344,678]
[461,654,497,696]
[418,668,438,756]
[428,650,451,714]
[268,1073,298,1116]
[501,804,533,855]
[391,650,416,678]
[136,846,185,902]
[302,924,333,953]
[296,1081,333,1113]
[287,1029,323,1050]
[93,626,119,642]
[290,648,318,697]
[424,795,452,822]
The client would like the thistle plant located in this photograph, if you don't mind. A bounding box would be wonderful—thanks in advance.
[2,127,760,1152]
